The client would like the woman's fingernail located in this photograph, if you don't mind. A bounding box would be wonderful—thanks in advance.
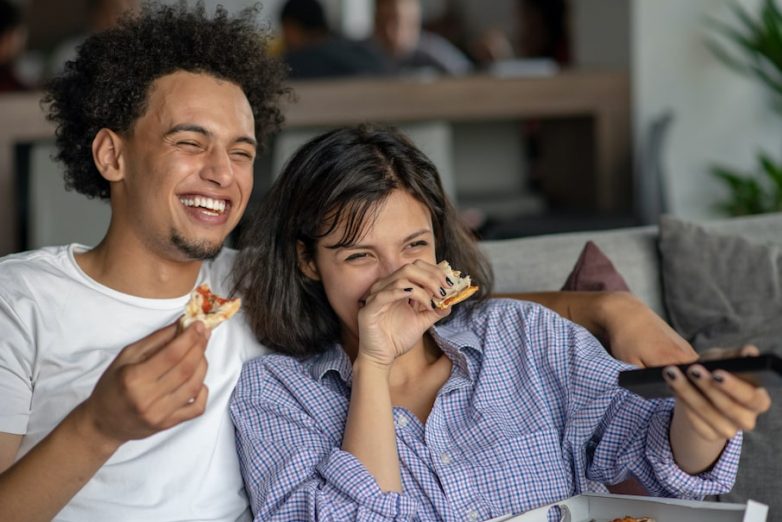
[689,368,702,380]
[713,372,725,383]
[439,287,446,296]
[664,368,677,381]
[403,287,413,292]
[446,277,454,287]
[431,300,436,309]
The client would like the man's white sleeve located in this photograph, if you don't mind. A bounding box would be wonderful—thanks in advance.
[0,293,34,434]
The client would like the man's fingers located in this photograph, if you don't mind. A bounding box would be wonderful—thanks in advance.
[154,336,209,395]
[699,344,760,362]
[159,385,210,429]
[139,322,209,381]
[120,322,180,364]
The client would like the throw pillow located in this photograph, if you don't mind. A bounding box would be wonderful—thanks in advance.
[659,216,782,517]
[561,240,631,292]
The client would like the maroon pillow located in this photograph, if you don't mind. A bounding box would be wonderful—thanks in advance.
[561,240,630,292]
[562,241,646,496]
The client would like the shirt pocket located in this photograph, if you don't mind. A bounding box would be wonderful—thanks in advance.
[467,428,572,516]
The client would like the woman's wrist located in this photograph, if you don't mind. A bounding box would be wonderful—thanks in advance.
[353,353,393,380]
[670,403,727,475]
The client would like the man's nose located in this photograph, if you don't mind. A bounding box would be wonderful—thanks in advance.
[200,147,233,186]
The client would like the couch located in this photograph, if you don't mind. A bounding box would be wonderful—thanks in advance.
[479,212,782,519]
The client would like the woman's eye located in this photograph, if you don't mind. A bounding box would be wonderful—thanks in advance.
[345,252,368,262]
[408,240,428,249]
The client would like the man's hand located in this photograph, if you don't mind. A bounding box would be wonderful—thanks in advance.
[77,321,211,447]
[599,292,697,367]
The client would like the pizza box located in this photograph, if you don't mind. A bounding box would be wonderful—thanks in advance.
[488,493,768,522]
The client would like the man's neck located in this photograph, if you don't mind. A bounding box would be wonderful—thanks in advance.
[75,232,206,299]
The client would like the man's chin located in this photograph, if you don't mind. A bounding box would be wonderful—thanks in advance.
[171,233,224,260]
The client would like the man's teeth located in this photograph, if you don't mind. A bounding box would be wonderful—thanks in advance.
[180,197,227,213]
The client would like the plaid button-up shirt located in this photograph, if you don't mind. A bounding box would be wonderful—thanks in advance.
[231,299,740,521]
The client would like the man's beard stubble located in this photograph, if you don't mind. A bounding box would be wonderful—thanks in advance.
[171,231,223,260]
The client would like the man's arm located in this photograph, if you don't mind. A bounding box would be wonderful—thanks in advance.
[0,433,22,472]
[0,322,210,522]
[496,291,698,367]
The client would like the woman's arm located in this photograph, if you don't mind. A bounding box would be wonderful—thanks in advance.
[496,291,697,367]
[230,358,420,521]
[342,357,401,492]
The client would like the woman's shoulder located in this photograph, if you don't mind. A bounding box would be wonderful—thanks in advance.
[455,297,560,331]
[235,353,313,400]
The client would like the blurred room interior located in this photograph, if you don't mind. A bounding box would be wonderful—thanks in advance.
[1,0,780,256]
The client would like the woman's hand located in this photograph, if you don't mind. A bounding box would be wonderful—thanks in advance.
[666,346,772,474]
[357,260,450,367]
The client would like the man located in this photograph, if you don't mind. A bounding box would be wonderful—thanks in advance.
[368,0,472,76]
[0,3,287,520]
[279,0,389,79]
[0,2,693,521]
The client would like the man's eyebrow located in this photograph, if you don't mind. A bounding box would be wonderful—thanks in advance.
[165,124,258,148]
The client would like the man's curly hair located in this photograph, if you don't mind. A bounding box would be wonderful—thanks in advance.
[43,1,289,200]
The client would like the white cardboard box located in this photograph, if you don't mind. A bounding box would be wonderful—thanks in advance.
[491,493,768,522]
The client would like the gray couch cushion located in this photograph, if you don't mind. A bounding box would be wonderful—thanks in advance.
[659,215,782,518]
[480,226,665,316]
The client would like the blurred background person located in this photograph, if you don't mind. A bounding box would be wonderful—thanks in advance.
[46,0,139,77]
[368,0,471,76]
[280,0,389,80]
[517,0,570,65]
[0,0,29,92]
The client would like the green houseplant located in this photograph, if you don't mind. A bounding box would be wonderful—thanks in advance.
[707,0,782,215]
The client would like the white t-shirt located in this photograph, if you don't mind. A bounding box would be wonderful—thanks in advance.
[0,245,267,521]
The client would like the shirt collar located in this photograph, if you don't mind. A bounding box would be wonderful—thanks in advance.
[430,319,483,381]
[309,343,353,385]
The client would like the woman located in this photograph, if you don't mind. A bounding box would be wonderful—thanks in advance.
[231,125,770,521]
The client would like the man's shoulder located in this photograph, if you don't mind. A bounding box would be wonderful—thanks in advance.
[0,245,74,295]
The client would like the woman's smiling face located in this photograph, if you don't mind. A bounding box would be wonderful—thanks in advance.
[302,189,437,347]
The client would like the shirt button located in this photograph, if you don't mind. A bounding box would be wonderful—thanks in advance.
[440,452,452,465]
[465,508,479,522]
[395,414,409,428]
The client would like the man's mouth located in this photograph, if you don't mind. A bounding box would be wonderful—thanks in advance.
[179,196,229,216]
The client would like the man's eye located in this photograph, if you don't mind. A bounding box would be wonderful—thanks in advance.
[232,150,254,160]
[178,141,201,149]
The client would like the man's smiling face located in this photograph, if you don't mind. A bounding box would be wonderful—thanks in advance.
[112,70,256,261]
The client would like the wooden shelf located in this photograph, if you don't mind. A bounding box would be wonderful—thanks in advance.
[0,71,631,256]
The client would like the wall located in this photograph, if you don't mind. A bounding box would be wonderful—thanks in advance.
[632,0,782,219]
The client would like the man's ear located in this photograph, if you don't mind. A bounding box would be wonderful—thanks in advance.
[92,128,124,182]
[297,241,320,281]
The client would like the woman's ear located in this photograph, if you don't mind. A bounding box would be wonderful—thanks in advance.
[297,241,320,281]
[92,128,124,182]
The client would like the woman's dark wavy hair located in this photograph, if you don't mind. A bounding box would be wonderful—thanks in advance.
[42,1,289,199]
[234,124,494,357]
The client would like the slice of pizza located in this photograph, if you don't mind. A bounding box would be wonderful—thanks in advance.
[180,283,241,330]
[432,261,479,310]
[609,517,656,522]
